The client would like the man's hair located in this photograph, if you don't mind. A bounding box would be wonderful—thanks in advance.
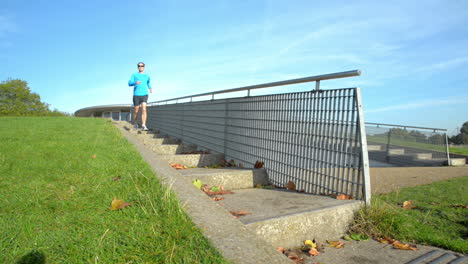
[137,62,145,66]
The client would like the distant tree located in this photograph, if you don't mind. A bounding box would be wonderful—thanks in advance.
[428,134,445,144]
[0,79,67,116]
[386,128,427,142]
[449,121,468,145]
[461,122,468,135]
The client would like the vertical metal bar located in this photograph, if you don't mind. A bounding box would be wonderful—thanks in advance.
[315,80,320,91]
[355,88,371,204]
[385,129,392,163]
[223,99,229,156]
[317,91,326,193]
[343,89,353,196]
[310,91,319,194]
[330,89,338,194]
[445,133,451,166]
[337,89,346,194]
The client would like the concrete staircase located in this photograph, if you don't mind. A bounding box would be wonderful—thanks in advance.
[122,124,362,249]
[366,143,466,167]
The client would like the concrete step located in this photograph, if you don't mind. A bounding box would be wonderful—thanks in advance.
[388,148,405,155]
[449,158,466,166]
[179,168,269,190]
[141,136,180,145]
[367,145,382,151]
[408,153,432,160]
[159,152,225,167]
[213,188,362,248]
[151,144,198,155]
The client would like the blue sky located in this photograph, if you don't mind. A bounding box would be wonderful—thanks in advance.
[1,0,467,134]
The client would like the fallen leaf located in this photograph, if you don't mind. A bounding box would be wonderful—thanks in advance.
[308,247,320,256]
[452,204,468,209]
[336,194,352,200]
[327,240,345,248]
[392,241,417,251]
[304,240,317,248]
[202,185,234,195]
[349,233,369,241]
[210,186,220,192]
[381,236,395,244]
[343,235,352,241]
[110,198,131,211]
[286,181,296,191]
[402,200,416,209]
[285,251,304,263]
[193,179,202,189]
[92,154,97,159]
[211,196,224,201]
[254,161,264,168]
[170,163,188,170]
[229,210,251,218]
[277,247,285,253]
[112,176,122,181]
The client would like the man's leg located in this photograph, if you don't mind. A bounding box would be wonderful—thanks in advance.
[141,102,147,127]
[133,105,140,127]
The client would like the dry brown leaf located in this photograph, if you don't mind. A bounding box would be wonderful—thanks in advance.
[308,247,320,256]
[285,251,304,263]
[202,185,234,195]
[336,194,352,200]
[392,241,417,251]
[211,196,224,201]
[170,163,188,170]
[452,204,468,209]
[328,240,345,248]
[230,210,251,218]
[277,247,285,253]
[92,154,97,159]
[254,161,265,168]
[112,176,122,181]
[402,200,416,209]
[286,181,296,191]
[110,197,131,211]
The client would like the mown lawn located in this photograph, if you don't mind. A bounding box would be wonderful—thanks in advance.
[367,135,468,156]
[0,117,228,263]
[351,176,468,253]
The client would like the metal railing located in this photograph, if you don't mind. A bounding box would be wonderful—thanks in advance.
[147,70,371,203]
[148,70,361,105]
[365,122,450,167]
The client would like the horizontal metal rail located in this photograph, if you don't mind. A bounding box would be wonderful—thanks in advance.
[365,122,447,132]
[149,70,361,105]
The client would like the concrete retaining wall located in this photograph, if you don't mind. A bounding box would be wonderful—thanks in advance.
[370,167,468,194]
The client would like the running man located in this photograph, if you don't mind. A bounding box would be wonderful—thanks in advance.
[128,62,152,131]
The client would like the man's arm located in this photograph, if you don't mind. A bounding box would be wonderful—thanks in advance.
[148,76,152,93]
[128,74,141,86]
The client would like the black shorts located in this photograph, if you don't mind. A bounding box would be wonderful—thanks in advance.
[133,95,148,106]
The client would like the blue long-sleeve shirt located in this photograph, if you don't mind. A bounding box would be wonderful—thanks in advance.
[128,72,152,96]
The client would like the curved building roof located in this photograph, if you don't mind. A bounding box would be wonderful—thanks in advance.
[75,104,132,117]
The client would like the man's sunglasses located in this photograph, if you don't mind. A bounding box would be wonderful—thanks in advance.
[138,65,145,67]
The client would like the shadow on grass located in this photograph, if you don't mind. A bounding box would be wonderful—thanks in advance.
[16,250,46,264]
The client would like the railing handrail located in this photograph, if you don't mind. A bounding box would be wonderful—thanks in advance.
[148,70,361,105]
[365,122,447,132]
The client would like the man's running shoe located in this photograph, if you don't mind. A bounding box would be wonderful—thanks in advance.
[142,125,149,131]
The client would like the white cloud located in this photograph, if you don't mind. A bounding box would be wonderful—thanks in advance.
[416,57,468,73]
[366,95,468,113]
[0,15,17,37]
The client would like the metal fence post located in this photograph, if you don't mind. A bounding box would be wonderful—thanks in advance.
[445,133,451,165]
[355,88,371,204]
[385,129,392,163]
